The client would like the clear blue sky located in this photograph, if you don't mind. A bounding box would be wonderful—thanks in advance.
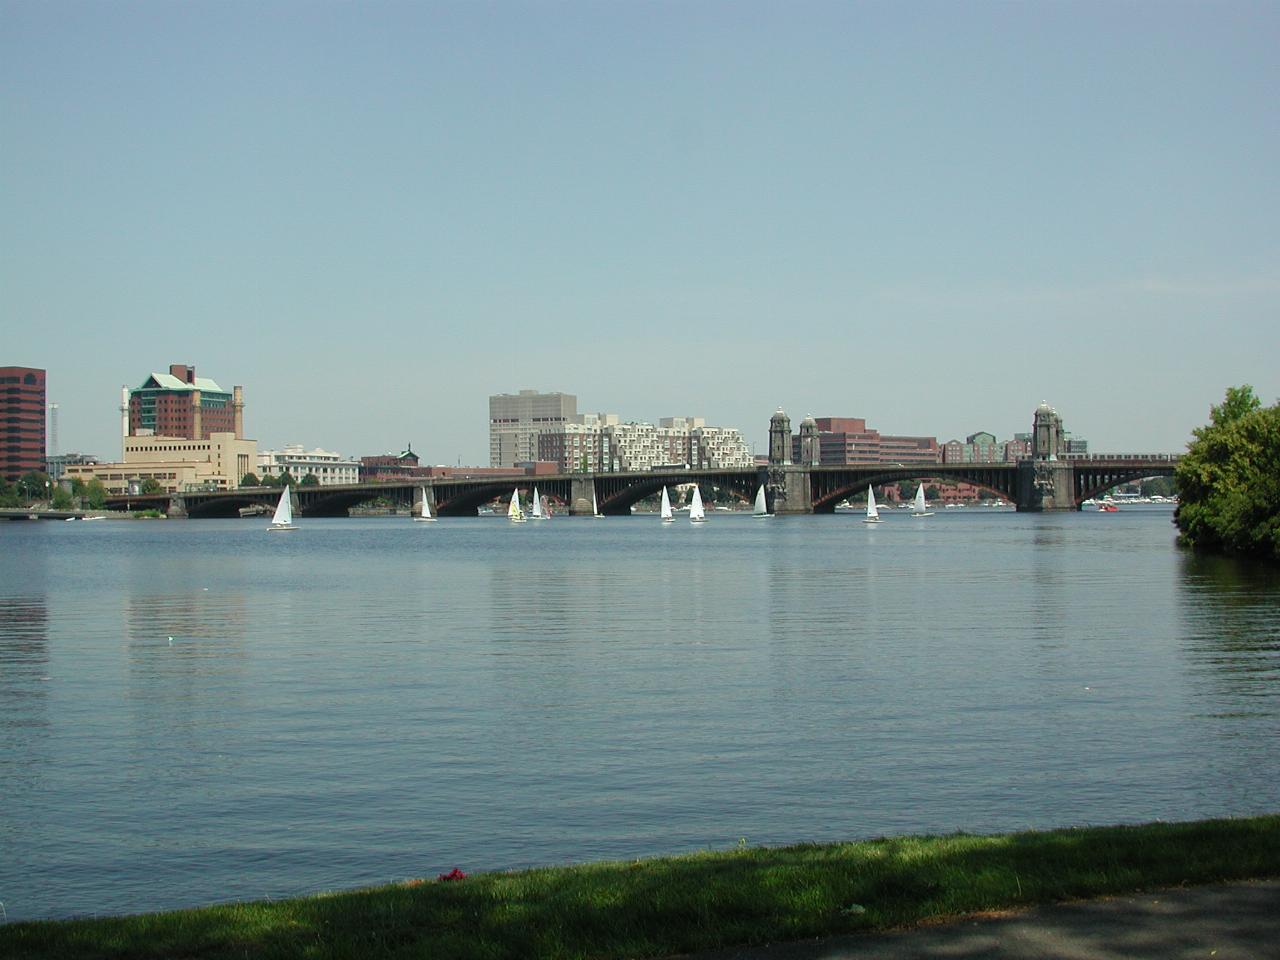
[4,1,1277,463]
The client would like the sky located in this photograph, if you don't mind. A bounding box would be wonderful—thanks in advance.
[3,1,1278,464]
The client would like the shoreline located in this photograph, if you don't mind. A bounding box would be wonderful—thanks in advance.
[4,815,1278,959]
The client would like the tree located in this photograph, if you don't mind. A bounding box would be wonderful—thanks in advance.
[18,471,51,503]
[84,478,108,509]
[0,478,18,507]
[241,472,261,487]
[51,486,74,509]
[1175,385,1280,561]
[300,473,320,487]
[69,476,86,496]
[140,478,164,495]
[277,470,297,488]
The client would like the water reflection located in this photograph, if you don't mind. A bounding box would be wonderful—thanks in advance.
[1177,552,1280,713]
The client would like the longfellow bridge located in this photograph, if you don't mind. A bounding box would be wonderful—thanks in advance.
[109,403,1179,518]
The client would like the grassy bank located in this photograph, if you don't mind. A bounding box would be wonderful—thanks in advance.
[4,815,1279,959]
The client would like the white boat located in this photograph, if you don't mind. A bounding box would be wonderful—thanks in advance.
[540,494,552,519]
[413,487,437,522]
[660,486,674,522]
[753,484,770,519]
[267,486,298,532]
[910,483,934,518]
[689,485,706,523]
[861,485,883,524]
[531,486,546,520]
[508,487,526,523]
[592,487,603,518]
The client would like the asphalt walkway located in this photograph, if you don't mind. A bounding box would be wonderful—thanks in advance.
[675,879,1280,959]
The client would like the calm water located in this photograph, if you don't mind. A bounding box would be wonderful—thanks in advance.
[1,508,1278,921]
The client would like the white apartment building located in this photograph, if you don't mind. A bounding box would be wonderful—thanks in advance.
[259,445,360,485]
[489,390,578,467]
[536,413,753,472]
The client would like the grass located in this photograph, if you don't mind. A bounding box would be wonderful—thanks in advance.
[4,815,1279,959]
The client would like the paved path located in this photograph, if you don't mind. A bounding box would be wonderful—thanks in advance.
[675,880,1280,960]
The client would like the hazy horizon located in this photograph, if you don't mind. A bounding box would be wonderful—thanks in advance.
[4,1,1277,464]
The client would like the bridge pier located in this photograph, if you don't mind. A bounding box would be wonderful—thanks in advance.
[1015,459,1076,512]
[768,465,814,515]
[568,476,596,516]
[166,496,187,518]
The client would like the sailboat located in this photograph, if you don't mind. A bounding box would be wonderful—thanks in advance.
[531,486,546,520]
[689,485,706,523]
[660,486,674,523]
[508,487,526,523]
[910,483,934,518]
[752,484,770,519]
[267,486,297,532]
[592,486,603,519]
[414,487,437,522]
[862,484,884,524]
[539,493,552,519]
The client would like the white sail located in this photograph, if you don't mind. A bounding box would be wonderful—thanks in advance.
[689,485,706,523]
[753,484,769,518]
[508,487,525,522]
[531,486,544,519]
[862,484,882,523]
[414,487,437,522]
[267,486,296,531]
[660,486,674,522]
[911,483,933,518]
[592,486,602,518]
[540,494,551,519]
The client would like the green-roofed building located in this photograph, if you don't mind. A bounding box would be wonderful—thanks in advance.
[128,363,244,440]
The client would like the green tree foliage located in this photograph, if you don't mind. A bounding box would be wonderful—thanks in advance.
[0,478,18,507]
[51,486,75,510]
[18,471,51,502]
[277,470,297,488]
[240,472,261,487]
[259,474,280,487]
[300,473,320,486]
[1175,385,1280,561]
[84,478,108,509]
[140,478,164,495]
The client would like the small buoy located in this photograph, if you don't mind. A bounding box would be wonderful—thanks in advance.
[168,636,174,646]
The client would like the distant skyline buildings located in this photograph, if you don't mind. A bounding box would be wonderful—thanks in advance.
[490,389,753,472]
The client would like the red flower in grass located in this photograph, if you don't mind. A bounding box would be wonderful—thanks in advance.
[437,867,468,882]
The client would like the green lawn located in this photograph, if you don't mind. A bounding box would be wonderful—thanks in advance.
[4,815,1279,959]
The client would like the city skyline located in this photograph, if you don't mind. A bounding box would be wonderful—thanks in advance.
[3,2,1277,463]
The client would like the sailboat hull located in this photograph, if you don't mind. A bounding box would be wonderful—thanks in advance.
[267,524,298,532]
[413,516,438,522]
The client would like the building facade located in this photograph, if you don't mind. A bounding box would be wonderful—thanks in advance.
[536,413,753,472]
[128,364,244,441]
[259,445,360,485]
[489,390,578,468]
[0,366,46,480]
[65,433,256,494]
[791,415,940,465]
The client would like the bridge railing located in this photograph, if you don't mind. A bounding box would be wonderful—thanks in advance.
[1060,453,1181,462]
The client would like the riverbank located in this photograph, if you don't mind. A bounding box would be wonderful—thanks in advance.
[4,815,1278,959]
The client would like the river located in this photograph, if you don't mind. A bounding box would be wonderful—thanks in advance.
[1,506,1277,920]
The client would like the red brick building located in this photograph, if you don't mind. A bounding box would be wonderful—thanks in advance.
[796,417,940,465]
[1,366,46,481]
[129,364,243,440]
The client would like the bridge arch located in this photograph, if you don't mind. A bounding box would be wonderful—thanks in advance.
[809,465,1021,513]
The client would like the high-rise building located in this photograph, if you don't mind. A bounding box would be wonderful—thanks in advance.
[1,366,46,481]
[128,364,244,440]
[489,390,577,467]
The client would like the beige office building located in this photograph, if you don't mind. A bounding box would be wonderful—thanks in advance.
[489,390,578,467]
[65,433,257,494]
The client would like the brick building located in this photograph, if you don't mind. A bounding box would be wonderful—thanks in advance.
[129,364,243,440]
[1,366,46,481]
[793,416,940,465]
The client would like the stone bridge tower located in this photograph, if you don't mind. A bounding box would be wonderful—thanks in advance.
[765,408,812,514]
[1017,402,1075,511]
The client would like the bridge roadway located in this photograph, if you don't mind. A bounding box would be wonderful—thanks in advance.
[105,454,1179,519]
